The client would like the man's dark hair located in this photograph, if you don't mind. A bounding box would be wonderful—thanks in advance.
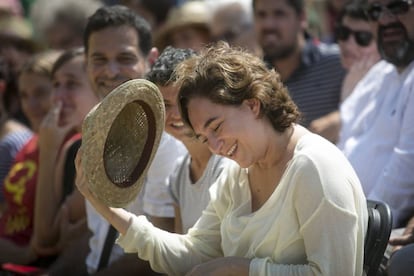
[252,0,304,14]
[337,0,370,24]
[83,5,152,56]
[146,46,196,86]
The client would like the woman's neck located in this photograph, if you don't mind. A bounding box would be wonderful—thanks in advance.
[254,125,294,170]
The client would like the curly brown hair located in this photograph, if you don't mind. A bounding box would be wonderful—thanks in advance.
[175,42,300,133]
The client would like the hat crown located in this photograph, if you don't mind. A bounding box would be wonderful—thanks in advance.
[81,79,165,207]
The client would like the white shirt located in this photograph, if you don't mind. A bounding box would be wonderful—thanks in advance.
[169,154,233,233]
[338,60,414,227]
[86,132,186,273]
[118,133,367,276]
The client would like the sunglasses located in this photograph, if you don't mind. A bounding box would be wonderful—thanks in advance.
[335,26,374,47]
[366,0,413,21]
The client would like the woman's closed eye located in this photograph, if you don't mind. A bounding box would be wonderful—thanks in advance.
[212,122,222,133]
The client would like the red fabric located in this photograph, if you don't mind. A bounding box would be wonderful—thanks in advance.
[0,133,82,246]
[0,135,39,246]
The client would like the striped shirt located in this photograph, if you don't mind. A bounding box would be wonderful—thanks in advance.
[273,41,346,127]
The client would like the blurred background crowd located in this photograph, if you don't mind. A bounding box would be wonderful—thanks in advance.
[0,0,413,275]
[0,0,371,133]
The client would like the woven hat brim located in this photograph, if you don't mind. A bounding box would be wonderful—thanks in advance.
[81,79,165,207]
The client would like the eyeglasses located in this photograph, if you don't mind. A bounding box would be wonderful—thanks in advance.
[335,26,374,47]
[366,0,413,21]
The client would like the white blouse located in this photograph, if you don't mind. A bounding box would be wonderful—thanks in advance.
[118,133,367,276]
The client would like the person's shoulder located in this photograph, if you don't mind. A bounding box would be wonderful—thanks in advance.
[293,133,347,167]
[0,128,32,149]
[315,43,343,66]
[159,132,187,154]
[403,60,414,80]
[358,60,396,86]
[153,132,187,165]
[317,42,340,57]
[291,133,361,196]
[14,135,39,159]
[305,41,343,70]
[372,60,395,73]
[170,153,190,180]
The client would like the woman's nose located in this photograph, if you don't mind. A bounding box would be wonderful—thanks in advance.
[207,135,222,154]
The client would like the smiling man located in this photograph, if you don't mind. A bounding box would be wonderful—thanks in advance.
[253,0,346,142]
[81,5,186,276]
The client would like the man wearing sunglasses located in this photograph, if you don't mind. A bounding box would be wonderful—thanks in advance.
[338,0,414,270]
[366,0,414,66]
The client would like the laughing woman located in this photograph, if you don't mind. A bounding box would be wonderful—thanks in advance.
[76,43,368,276]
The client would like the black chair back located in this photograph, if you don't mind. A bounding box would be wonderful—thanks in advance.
[364,199,393,276]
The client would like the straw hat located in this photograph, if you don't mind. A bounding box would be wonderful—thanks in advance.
[154,1,211,51]
[81,79,165,207]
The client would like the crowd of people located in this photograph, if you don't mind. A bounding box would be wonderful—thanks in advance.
[0,0,413,275]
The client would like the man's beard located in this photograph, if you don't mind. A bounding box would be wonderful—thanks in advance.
[378,22,414,68]
[263,44,297,67]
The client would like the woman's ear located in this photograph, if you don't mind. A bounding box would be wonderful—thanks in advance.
[243,98,261,117]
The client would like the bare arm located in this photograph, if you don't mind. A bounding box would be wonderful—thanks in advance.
[308,111,341,144]
[34,103,77,246]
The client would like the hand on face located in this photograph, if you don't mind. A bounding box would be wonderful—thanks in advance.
[38,101,77,150]
[341,52,381,101]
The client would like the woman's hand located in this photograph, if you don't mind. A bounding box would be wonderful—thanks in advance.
[38,101,76,151]
[75,148,132,235]
[185,257,250,276]
[341,53,380,101]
